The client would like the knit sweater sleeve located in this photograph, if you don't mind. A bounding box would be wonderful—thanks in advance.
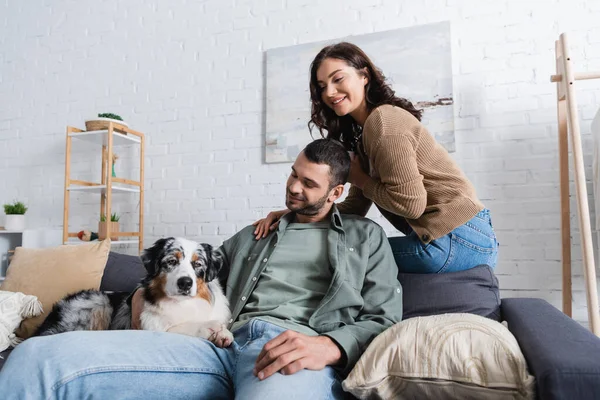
[335,184,373,217]
[361,107,427,220]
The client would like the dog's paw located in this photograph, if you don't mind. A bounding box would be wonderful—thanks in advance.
[208,324,234,348]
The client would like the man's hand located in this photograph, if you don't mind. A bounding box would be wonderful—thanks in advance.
[253,330,342,380]
[130,288,144,329]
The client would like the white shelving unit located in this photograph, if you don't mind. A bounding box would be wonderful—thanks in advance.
[68,130,141,146]
[63,124,145,253]
[67,185,141,194]
[0,230,22,282]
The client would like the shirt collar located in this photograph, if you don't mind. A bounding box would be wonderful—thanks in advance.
[278,204,344,232]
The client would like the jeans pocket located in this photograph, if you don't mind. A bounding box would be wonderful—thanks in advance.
[454,219,497,251]
[439,232,498,273]
[453,234,495,254]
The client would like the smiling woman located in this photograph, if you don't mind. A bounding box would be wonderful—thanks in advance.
[309,43,422,147]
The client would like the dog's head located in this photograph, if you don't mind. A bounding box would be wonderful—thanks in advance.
[141,237,223,298]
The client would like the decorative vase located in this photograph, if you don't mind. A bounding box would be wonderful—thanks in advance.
[5,215,25,231]
[98,221,119,241]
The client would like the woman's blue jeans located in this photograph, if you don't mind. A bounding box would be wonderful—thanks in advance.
[389,209,499,273]
[0,319,348,399]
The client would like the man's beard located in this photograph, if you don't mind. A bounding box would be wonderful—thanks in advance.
[286,190,329,216]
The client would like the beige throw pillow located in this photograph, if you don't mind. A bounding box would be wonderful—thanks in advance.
[0,239,110,338]
[343,313,535,400]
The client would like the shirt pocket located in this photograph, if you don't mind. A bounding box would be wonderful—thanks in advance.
[343,246,366,291]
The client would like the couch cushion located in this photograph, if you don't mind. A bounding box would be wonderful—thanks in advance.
[0,240,110,339]
[343,313,535,400]
[100,252,145,293]
[397,264,501,321]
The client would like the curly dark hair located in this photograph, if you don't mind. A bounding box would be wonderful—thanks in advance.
[308,42,423,151]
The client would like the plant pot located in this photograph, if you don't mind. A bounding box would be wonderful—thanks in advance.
[5,214,25,231]
[98,221,119,241]
[85,118,129,132]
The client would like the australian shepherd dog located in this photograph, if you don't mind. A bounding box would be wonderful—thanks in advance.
[35,237,234,347]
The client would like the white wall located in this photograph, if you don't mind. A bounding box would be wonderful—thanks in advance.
[1,0,600,325]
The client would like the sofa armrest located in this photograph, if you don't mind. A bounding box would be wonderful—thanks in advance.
[502,298,600,400]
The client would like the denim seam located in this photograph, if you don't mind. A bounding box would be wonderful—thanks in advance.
[464,221,496,239]
[391,241,429,257]
[438,234,456,273]
[327,375,337,400]
[452,233,495,254]
[51,366,229,397]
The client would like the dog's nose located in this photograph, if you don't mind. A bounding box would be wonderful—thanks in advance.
[177,277,193,291]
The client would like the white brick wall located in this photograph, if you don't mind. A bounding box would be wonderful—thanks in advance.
[2,0,600,326]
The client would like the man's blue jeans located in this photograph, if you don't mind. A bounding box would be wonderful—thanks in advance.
[0,319,348,399]
[389,208,499,273]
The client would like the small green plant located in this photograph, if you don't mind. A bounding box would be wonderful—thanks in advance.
[3,201,28,215]
[100,212,120,222]
[98,113,123,121]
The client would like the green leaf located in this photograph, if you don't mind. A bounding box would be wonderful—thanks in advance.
[97,113,123,121]
[3,201,28,215]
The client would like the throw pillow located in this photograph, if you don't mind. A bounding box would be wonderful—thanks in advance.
[343,313,535,400]
[0,239,110,339]
[398,265,501,321]
[0,290,43,352]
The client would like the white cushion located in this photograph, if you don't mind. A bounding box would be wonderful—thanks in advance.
[343,313,535,400]
[0,290,43,352]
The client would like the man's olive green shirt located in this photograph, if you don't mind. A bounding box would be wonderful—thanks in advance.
[218,206,403,376]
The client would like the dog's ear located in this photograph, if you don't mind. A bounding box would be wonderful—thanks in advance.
[141,237,173,276]
[201,243,223,282]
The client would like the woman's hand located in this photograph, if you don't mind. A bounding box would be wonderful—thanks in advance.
[348,153,370,190]
[252,209,289,240]
[130,288,144,329]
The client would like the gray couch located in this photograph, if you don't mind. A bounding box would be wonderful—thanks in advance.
[2,252,600,399]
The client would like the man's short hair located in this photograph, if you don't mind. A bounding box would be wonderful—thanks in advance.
[303,139,350,188]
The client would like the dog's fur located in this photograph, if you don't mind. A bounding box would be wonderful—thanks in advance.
[35,237,234,347]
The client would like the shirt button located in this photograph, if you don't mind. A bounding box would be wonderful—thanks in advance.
[252,277,257,281]
[229,319,233,323]
[263,258,268,262]
[349,247,354,252]
[247,256,251,261]
[396,288,401,293]
[241,296,246,301]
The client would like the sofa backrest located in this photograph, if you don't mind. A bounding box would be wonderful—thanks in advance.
[100,253,501,322]
[398,265,501,321]
[100,252,145,293]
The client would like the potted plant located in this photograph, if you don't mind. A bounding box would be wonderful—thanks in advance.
[85,113,129,132]
[98,212,120,241]
[3,201,28,231]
